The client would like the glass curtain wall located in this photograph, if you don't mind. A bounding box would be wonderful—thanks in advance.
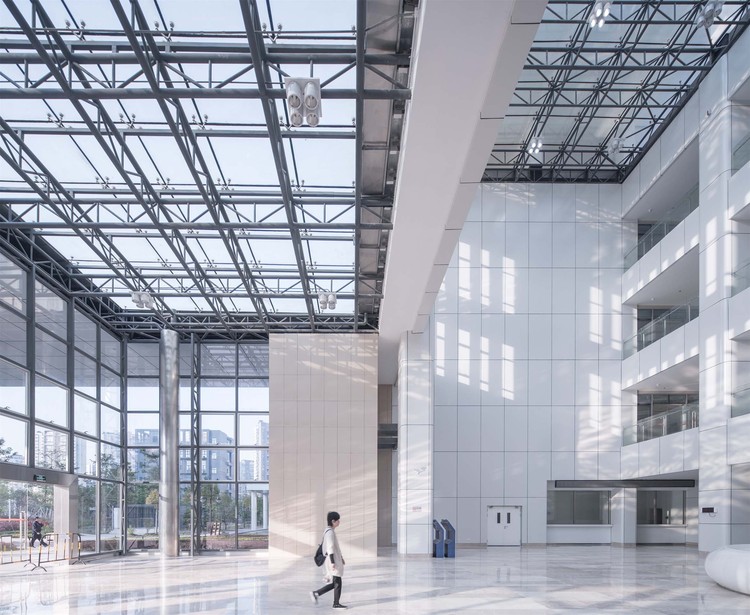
[126,340,269,552]
[0,248,124,555]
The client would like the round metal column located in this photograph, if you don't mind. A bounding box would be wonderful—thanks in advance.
[159,329,180,557]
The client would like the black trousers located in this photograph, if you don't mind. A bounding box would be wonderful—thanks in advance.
[315,575,342,604]
[30,532,47,547]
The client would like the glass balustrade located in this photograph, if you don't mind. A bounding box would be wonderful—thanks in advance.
[732,385,750,418]
[732,260,750,296]
[623,298,699,358]
[622,402,699,446]
[732,132,750,174]
[623,185,699,270]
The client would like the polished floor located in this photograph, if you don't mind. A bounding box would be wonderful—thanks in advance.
[0,545,746,614]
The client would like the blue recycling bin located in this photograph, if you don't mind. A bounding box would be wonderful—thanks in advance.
[441,519,455,558]
[432,519,445,558]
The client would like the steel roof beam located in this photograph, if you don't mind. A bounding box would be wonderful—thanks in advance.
[239,0,318,324]
[0,87,409,100]
[7,0,237,332]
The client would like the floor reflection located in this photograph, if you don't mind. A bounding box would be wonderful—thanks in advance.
[0,546,746,614]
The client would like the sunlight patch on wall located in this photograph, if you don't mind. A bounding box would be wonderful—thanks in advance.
[589,372,602,406]
[502,343,514,401]
[503,256,515,314]
[481,248,490,307]
[458,328,471,386]
[436,320,445,377]
[459,242,472,300]
[480,335,489,393]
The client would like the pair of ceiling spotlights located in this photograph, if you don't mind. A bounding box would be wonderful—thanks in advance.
[285,78,322,127]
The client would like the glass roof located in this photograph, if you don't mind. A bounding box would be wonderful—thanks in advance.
[487,0,750,182]
[0,0,413,339]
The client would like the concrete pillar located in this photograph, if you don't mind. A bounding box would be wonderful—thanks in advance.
[53,479,78,538]
[251,493,257,531]
[262,493,268,530]
[397,331,433,554]
[611,488,636,546]
[159,329,180,557]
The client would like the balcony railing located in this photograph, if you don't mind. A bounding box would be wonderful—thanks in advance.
[623,185,699,270]
[732,385,750,418]
[623,298,699,358]
[732,260,750,296]
[732,132,750,174]
[622,402,699,446]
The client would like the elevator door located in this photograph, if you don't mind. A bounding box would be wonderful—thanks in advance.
[487,506,521,546]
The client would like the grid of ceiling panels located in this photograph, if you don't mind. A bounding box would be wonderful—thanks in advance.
[487,0,750,183]
[0,0,413,339]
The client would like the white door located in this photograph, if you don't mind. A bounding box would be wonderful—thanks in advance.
[487,506,521,546]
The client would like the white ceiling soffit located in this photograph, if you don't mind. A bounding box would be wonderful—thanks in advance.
[378,0,547,384]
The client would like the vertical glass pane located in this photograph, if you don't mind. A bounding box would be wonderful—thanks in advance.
[101,330,121,373]
[78,478,97,553]
[0,251,26,311]
[101,366,121,409]
[101,443,122,480]
[34,424,69,471]
[238,449,269,481]
[74,350,97,397]
[201,449,234,481]
[0,414,28,464]
[127,484,159,549]
[238,484,268,549]
[34,281,67,338]
[35,376,69,427]
[238,344,269,376]
[201,343,236,376]
[201,414,235,445]
[0,357,28,415]
[238,379,269,412]
[238,414,269,446]
[127,343,159,376]
[547,491,574,525]
[200,379,235,411]
[74,436,98,476]
[179,378,193,412]
[200,483,235,551]
[127,448,160,483]
[101,405,121,444]
[74,310,98,357]
[74,394,98,437]
[179,414,192,445]
[0,305,26,365]
[179,448,191,481]
[127,377,159,411]
[35,328,68,384]
[128,413,159,446]
[100,481,121,552]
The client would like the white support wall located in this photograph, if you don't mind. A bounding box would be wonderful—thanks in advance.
[268,333,378,558]
[429,182,628,545]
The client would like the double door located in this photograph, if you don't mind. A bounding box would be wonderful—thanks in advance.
[487,506,521,546]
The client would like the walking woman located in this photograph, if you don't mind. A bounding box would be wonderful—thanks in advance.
[310,511,347,609]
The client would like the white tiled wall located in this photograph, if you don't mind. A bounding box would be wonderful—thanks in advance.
[269,333,378,558]
[430,183,627,544]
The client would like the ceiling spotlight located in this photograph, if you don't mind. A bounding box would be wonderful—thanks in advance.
[590,1,612,27]
[285,78,322,127]
[607,136,625,157]
[318,292,328,310]
[327,293,336,310]
[527,137,543,155]
[696,0,724,28]
[131,291,154,310]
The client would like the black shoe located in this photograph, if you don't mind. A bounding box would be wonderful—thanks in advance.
[332,605,348,610]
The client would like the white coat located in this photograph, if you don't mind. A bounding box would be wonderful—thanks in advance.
[322,526,345,578]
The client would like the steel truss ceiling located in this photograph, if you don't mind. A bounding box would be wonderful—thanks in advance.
[487,0,750,183]
[0,0,414,340]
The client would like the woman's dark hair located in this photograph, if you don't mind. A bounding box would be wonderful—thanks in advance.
[327,511,340,526]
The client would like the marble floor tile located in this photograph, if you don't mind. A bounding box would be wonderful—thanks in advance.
[0,545,746,614]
